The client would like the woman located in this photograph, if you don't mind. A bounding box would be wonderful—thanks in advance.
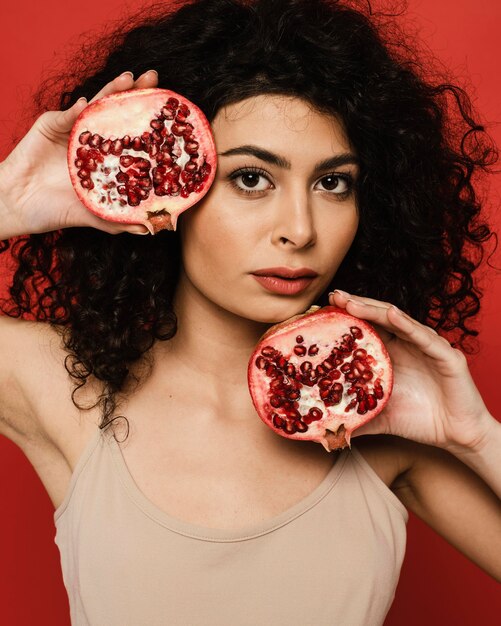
[0,0,499,624]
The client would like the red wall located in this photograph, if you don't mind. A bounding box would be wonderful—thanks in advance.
[0,1,500,624]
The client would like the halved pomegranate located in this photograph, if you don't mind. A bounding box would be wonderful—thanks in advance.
[67,88,217,234]
[248,305,393,451]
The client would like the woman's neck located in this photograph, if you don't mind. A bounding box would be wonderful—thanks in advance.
[163,272,270,389]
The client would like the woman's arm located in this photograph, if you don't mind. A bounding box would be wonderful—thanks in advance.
[327,290,501,582]
[393,423,501,583]
[0,70,158,240]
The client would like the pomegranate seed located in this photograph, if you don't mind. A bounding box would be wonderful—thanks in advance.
[270,395,283,408]
[120,155,135,168]
[320,388,331,400]
[132,136,142,150]
[122,135,131,148]
[357,399,368,415]
[309,407,323,420]
[79,131,91,145]
[269,378,284,391]
[150,119,164,130]
[265,364,278,377]
[285,363,296,377]
[111,139,123,155]
[374,382,384,399]
[185,141,199,155]
[300,361,312,373]
[295,335,304,343]
[272,414,284,428]
[161,106,175,119]
[128,191,140,206]
[362,371,373,381]
[172,123,187,135]
[135,158,150,170]
[340,363,351,373]
[316,364,327,376]
[261,346,276,357]
[100,140,112,154]
[167,97,179,107]
[308,344,319,356]
[345,399,357,411]
[77,169,90,179]
[287,389,300,400]
[283,422,297,435]
[366,394,377,410]
[353,348,367,359]
[276,355,288,369]
[294,345,307,357]
[295,421,308,433]
[318,377,331,390]
[81,179,94,190]
[89,134,102,148]
[350,326,363,339]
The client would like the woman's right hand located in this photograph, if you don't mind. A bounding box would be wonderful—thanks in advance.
[0,70,159,238]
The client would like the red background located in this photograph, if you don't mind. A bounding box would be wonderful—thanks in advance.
[0,1,500,624]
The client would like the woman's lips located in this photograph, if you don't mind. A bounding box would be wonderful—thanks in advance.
[252,274,315,295]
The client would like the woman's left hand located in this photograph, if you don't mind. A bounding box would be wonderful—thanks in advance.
[328,290,495,452]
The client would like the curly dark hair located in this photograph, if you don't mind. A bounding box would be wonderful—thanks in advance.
[1,0,498,436]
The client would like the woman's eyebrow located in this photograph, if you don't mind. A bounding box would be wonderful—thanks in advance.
[218,144,359,171]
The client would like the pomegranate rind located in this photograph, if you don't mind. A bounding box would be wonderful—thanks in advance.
[247,306,393,452]
[67,88,217,234]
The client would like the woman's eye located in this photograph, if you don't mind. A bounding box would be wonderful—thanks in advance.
[230,169,271,194]
[315,174,353,195]
[228,168,354,197]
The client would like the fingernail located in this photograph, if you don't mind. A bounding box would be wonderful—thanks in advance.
[331,289,350,298]
[146,69,158,77]
[119,71,134,79]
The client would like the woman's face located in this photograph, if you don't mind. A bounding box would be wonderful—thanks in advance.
[177,94,360,323]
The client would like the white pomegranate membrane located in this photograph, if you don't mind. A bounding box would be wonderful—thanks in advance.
[248,306,393,451]
[67,88,217,234]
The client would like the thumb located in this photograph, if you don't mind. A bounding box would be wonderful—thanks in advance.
[37,98,88,137]
[350,420,387,438]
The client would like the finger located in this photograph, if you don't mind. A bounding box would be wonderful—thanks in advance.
[386,305,454,361]
[347,298,452,362]
[35,97,88,138]
[329,289,391,310]
[88,71,135,104]
[133,69,159,89]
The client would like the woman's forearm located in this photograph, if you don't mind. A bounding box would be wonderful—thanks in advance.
[447,416,501,500]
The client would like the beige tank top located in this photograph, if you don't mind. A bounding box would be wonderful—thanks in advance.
[53,426,408,626]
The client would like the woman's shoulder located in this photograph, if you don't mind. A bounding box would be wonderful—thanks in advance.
[353,433,417,491]
[0,316,94,450]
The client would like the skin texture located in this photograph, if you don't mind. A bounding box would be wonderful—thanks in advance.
[0,71,499,581]
[168,94,360,389]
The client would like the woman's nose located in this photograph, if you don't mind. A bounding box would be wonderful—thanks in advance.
[270,184,316,248]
